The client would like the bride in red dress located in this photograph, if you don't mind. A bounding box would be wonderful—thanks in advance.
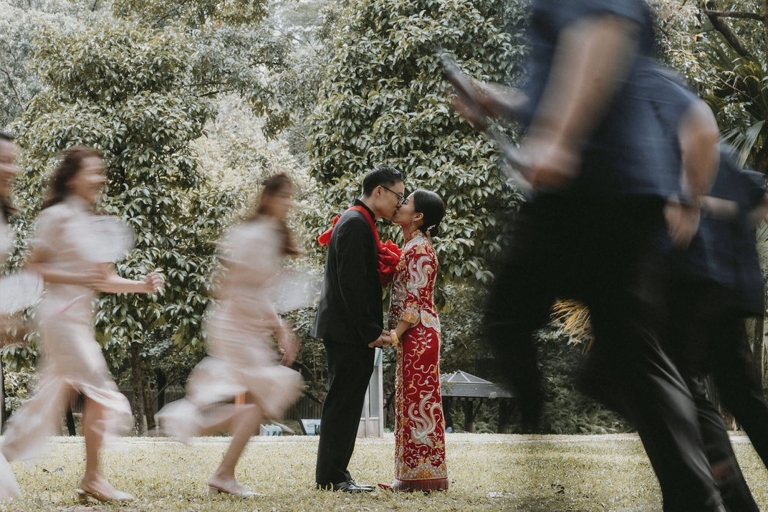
[386,189,448,491]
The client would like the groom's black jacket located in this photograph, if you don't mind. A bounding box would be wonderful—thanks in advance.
[312,200,383,346]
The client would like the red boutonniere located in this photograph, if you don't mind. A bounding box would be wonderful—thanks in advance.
[318,207,401,285]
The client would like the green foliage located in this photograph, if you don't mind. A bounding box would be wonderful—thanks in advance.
[112,0,269,28]
[186,24,293,138]
[111,0,293,138]
[0,0,97,129]
[5,17,242,414]
[654,0,768,171]
[0,0,308,415]
[1,362,34,412]
[193,94,301,192]
[438,283,487,372]
[699,33,768,167]
[535,327,630,435]
[0,5,37,129]
[262,0,342,165]
[284,302,328,401]
[306,0,528,285]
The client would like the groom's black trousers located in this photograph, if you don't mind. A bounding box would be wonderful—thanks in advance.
[315,341,375,487]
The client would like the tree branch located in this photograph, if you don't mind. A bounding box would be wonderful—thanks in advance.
[197,88,237,98]
[712,73,755,102]
[0,63,26,113]
[703,10,765,21]
[703,3,754,58]
[151,0,194,29]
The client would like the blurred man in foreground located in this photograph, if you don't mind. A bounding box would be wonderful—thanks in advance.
[451,1,725,509]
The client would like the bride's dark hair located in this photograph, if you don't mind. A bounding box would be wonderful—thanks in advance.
[412,189,446,237]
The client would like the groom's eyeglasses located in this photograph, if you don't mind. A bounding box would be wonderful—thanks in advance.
[380,185,405,205]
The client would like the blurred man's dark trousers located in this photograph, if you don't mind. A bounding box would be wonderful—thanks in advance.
[484,194,723,511]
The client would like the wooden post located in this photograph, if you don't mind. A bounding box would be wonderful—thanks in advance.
[442,396,454,432]
[156,370,167,411]
[498,400,510,433]
[130,342,145,435]
[143,382,157,432]
[463,399,475,433]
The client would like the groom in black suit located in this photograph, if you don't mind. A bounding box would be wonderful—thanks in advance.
[313,166,405,492]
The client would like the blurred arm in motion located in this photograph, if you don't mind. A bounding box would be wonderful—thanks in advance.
[524,15,640,190]
[666,98,720,247]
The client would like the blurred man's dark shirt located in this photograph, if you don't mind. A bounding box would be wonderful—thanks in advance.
[523,0,676,199]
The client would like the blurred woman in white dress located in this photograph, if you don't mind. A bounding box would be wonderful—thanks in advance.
[0,132,21,501]
[1,146,163,503]
[159,173,304,497]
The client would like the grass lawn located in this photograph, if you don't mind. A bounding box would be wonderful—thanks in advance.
[1,433,767,511]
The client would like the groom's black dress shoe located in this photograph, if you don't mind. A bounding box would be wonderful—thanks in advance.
[317,480,375,493]
[347,479,375,491]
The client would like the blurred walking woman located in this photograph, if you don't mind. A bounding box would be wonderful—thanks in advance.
[385,189,448,491]
[1,146,163,503]
[158,173,304,497]
[0,132,21,501]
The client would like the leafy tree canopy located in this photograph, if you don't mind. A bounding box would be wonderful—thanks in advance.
[654,0,768,171]
[113,0,268,28]
[14,17,238,355]
[0,0,103,129]
[307,0,529,286]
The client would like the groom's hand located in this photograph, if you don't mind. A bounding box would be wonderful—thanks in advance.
[368,330,393,348]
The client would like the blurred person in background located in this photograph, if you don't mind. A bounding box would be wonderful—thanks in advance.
[677,162,768,476]
[633,65,761,511]
[1,146,163,503]
[159,173,303,498]
[592,64,768,510]
[663,148,767,512]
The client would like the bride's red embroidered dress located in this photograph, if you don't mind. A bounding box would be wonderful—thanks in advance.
[388,230,448,491]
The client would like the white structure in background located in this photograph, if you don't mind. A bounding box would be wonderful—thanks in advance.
[358,348,384,437]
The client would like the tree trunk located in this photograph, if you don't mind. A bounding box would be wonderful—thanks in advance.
[754,142,768,174]
[66,408,77,436]
[143,375,156,432]
[156,370,167,411]
[753,316,765,391]
[498,399,511,433]
[130,342,145,435]
[764,0,768,65]
[0,357,5,432]
[463,399,476,433]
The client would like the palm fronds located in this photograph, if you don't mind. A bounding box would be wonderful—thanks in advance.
[551,299,592,350]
